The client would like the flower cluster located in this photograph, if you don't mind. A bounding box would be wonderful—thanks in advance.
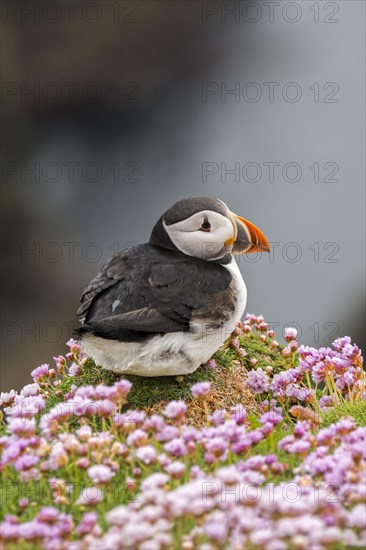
[299,337,364,402]
[0,321,365,549]
[241,315,365,412]
[84,425,366,550]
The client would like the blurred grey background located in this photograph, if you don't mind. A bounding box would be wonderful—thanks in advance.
[1,1,365,391]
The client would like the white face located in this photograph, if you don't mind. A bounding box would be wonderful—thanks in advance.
[163,210,235,261]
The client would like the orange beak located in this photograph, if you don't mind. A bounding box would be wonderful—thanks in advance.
[226,212,270,254]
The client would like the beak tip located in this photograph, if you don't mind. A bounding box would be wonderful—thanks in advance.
[232,213,270,255]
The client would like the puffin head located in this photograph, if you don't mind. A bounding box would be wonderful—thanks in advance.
[149,197,270,263]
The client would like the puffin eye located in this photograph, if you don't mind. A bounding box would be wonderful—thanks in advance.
[199,218,211,232]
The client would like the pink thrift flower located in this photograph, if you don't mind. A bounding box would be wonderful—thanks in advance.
[229,337,240,350]
[87,465,115,484]
[191,382,211,399]
[246,368,270,394]
[165,461,186,479]
[114,380,133,399]
[245,313,257,324]
[8,418,36,437]
[20,384,40,397]
[135,445,157,465]
[76,487,103,506]
[204,359,217,369]
[164,438,188,457]
[31,364,50,381]
[14,454,39,471]
[163,401,187,420]
[37,507,59,523]
[68,363,81,377]
[284,327,298,341]
[66,338,82,354]
[243,324,252,334]
[126,429,148,447]
[76,512,98,536]
[0,390,17,407]
[319,395,335,410]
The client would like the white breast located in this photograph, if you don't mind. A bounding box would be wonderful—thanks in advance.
[223,257,247,323]
[81,257,247,377]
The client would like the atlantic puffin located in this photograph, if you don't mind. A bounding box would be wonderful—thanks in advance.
[76,197,270,376]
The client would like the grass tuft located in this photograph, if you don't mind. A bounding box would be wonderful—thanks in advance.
[321,400,366,427]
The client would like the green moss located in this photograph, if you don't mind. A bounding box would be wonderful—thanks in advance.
[123,367,218,410]
[321,400,366,427]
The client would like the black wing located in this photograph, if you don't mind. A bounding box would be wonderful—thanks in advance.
[76,246,134,321]
[76,244,232,341]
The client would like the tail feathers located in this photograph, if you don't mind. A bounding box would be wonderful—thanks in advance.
[73,321,148,343]
[73,324,88,340]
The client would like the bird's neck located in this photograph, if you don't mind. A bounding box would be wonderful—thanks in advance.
[149,216,179,253]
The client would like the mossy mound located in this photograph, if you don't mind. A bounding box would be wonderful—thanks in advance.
[47,332,292,425]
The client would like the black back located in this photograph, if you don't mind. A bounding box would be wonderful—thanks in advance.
[76,244,232,342]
